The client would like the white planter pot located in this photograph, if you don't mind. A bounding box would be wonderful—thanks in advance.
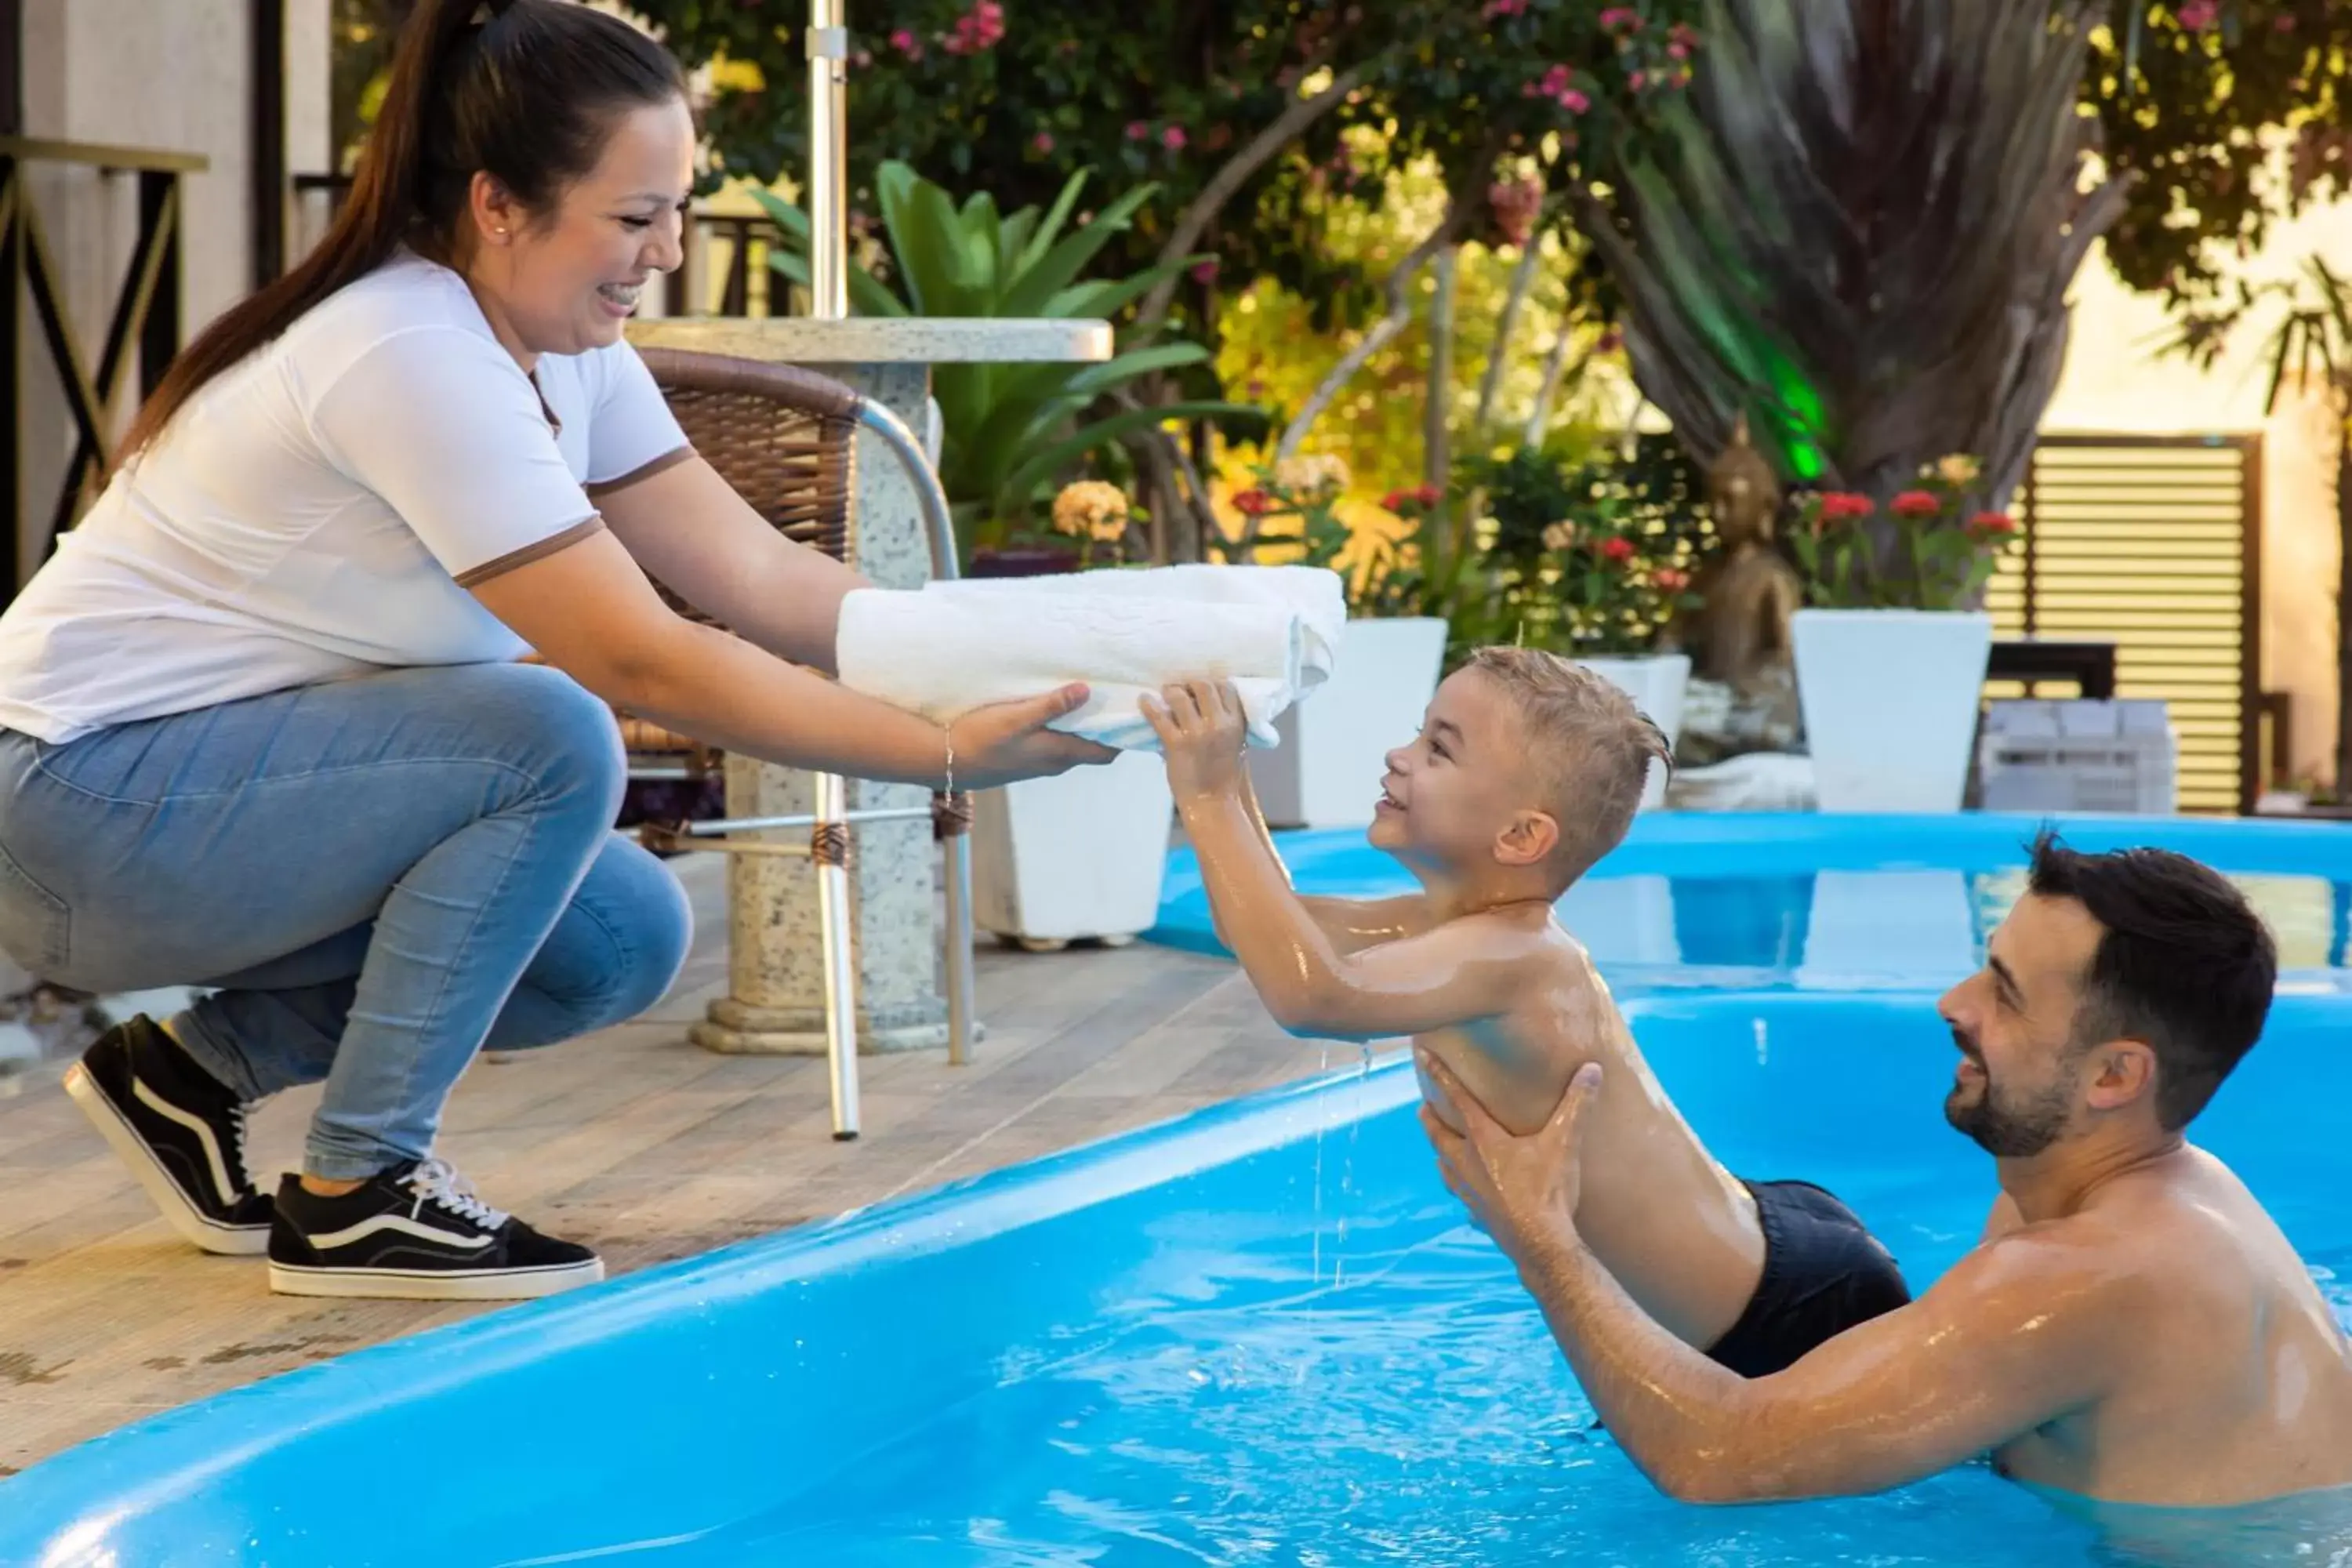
[1576,652,1692,811]
[1247,616,1450,829]
[1791,608,1993,813]
[971,748,1174,947]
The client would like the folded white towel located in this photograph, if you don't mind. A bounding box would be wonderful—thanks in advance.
[835,564,1347,751]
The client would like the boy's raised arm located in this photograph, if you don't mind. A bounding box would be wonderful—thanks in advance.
[1147,681,1508,1040]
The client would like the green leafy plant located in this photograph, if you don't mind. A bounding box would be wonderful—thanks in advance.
[1468,436,1707,658]
[750,162,1262,548]
[1784,455,2019,610]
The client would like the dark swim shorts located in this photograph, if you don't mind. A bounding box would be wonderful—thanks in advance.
[1704,1178,1912,1377]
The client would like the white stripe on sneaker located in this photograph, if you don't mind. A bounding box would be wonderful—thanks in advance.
[131,1075,237,1207]
[303,1213,497,1253]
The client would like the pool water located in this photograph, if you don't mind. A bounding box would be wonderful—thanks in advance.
[607,996,2352,1568]
[7,813,2352,1567]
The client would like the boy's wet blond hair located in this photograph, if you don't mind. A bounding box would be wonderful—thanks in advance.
[1467,645,1672,884]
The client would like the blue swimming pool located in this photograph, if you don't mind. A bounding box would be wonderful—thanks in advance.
[5,812,2352,1566]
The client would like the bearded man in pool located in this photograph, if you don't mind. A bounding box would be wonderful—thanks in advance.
[1422,832,2352,1510]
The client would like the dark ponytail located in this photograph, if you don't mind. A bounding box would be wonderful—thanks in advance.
[118,0,685,465]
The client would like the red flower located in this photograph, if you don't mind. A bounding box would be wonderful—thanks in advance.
[1381,489,1406,512]
[1189,258,1220,284]
[1030,132,1055,155]
[1653,566,1690,593]
[1599,536,1638,564]
[1969,510,2019,536]
[1126,121,1151,140]
[1891,489,1943,519]
[1414,483,1443,506]
[1816,492,1875,522]
[2175,0,2218,31]
[1599,6,1642,30]
[1232,488,1274,517]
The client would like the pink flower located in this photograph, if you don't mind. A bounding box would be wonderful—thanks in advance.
[1161,125,1188,151]
[1599,6,1640,30]
[1561,87,1591,114]
[889,27,923,58]
[1628,69,1648,90]
[1190,258,1220,284]
[1031,131,1055,154]
[1540,64,1573,95]
[1653,566,1690,593]
[2175,0,2217,31]
[1488,176,1543,246]
[1668,41,1689,60]
[2276,13,2297,30]
[1483,0,1528,16]
[941,0,1005,55]
[1126,121,1150,140]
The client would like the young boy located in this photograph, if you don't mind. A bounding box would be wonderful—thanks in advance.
[1141,647,1908,1374]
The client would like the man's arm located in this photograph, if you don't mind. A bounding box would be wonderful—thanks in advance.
[1505,1224,2121,1503]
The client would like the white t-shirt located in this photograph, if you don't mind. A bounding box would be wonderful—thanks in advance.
[0,250,690,743]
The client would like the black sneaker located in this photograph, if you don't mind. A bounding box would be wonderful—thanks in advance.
[267,1158,604,1301]
[62,1014,272,1256]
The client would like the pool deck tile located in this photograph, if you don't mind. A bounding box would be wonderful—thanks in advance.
[0,854,1362,1477]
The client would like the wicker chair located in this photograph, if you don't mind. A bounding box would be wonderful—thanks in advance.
[619,347,978,1141]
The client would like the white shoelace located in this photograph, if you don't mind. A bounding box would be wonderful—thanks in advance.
[224,1102,255,1191]
[403,1157,511,1231]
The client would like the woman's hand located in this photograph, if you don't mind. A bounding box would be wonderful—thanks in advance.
[950,684,1120,789]
[1140,679,1250,802]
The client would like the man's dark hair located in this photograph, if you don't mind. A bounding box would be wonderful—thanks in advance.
[2027,829,2276,1130]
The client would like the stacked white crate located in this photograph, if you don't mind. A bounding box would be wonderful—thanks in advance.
[1977,699,2178,815]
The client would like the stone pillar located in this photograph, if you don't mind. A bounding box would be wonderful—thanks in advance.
[695,361,943,1054]
[622,318,1109,1055]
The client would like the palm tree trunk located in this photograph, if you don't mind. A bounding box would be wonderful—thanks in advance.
[1475,239,1544,434]
[2335,420,2352,798]
[1425,245,1460,495]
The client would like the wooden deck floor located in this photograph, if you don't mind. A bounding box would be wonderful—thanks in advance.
[0,855,1351,1477]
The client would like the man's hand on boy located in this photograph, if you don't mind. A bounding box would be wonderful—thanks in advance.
[1142,678,1249,800]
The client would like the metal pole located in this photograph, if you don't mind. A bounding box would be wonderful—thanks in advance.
[807,0,849,321]
[807,0,858,1137]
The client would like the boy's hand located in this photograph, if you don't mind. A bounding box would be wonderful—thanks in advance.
[1142,678,1249,801]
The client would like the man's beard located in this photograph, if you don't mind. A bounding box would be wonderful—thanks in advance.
[1944,1040,2078,1159]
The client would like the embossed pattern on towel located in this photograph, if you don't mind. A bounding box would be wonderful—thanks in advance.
[834,565,1348,752]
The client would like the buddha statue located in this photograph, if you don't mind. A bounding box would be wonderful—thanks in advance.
[1680,412,1802,695]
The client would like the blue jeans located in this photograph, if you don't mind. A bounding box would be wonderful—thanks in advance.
[0,662,693,1179]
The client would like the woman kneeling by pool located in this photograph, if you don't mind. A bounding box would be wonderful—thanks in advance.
[1427,833,2352,1513]
[0,0,1108,1301]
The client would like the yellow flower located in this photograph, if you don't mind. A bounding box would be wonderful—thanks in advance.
[1934,453,1980,486]
[1273,452,1351,498]
[1051,480,1130,539]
